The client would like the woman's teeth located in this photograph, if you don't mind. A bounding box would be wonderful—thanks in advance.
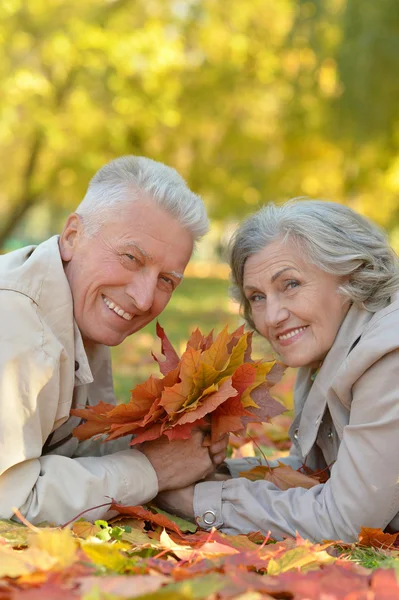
[278,326,307,340]
[102,296,133,321]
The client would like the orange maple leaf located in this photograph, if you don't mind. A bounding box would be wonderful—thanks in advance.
[72,324,286,445]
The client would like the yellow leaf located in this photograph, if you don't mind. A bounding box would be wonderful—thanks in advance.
[179,347,202,394]
[190,362,219,399]
[0,518,30,547]
[201,326,231,371]
[81,541,132,572]
[28,528,77,568]
[218,333,250,379]
[0,545,57,578]
[267,544,335,575]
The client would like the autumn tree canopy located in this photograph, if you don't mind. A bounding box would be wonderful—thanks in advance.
[0,0,398,248]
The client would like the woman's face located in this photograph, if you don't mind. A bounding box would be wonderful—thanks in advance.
[243,238,351,368]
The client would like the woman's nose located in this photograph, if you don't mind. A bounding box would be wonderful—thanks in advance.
[264,301,289,327]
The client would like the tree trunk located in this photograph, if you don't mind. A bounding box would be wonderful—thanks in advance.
[0,129,44,249]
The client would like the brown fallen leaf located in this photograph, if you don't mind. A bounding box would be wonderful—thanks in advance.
[71,520,101,540]
[358,527,399,549]
[240,461,321,490]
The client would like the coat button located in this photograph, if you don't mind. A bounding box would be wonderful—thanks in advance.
[327,428,334,440]
[202,510,216,525]
[293,428,299,440]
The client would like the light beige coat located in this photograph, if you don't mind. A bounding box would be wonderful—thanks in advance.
[194,294,399,542]
[0,237,158,524]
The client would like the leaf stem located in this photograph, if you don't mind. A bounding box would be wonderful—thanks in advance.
[60,501,113,529]
[12,507,40,532]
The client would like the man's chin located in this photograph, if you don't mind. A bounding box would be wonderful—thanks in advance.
[81,327,130,348]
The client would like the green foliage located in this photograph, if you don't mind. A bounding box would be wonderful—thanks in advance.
[94,520,132,543]
[1,1,399,248]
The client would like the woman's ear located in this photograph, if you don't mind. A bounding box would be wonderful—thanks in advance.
[59,213,84,262]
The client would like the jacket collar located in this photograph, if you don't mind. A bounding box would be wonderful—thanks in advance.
[295,300,375,457]
[0,236,109,386]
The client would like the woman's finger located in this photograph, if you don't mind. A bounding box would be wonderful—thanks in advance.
[212,449,227,466]
[209,433,229,456]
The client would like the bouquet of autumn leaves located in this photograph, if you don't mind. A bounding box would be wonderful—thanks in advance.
[71,324,286,445]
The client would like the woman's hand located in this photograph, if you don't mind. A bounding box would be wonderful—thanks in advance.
[155,485,196,521]
[139,429,214,492]
[208,433,230,467]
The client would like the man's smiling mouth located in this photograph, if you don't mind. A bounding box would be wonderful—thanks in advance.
[102,295,133,321]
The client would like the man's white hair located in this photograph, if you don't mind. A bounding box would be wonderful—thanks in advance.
[75,155,209,240]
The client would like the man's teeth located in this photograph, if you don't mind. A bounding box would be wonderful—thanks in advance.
[102,296,133,321]
[278,327,307,340]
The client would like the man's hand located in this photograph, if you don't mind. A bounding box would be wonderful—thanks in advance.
[155,485,196,521]
[139,430,214,492]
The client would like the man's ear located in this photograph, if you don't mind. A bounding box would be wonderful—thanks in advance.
[59,213,84,262]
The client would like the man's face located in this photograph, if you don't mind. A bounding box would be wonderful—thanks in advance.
[59,198,194,347]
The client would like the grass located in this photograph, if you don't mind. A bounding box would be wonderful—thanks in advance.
[339,545,399,570]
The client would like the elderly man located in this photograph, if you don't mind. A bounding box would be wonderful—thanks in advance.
[0,156,226,525]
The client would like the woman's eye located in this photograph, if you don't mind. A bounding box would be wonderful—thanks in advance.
[125,254,137,261]
[249,293,265,303]
[285,280,299,290]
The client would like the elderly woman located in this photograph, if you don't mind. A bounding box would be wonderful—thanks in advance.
[158,199,399,543]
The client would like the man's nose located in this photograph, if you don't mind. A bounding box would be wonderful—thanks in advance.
[125,274,157,314]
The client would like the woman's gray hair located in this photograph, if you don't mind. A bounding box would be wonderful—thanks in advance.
[75,155,209,241]
[230,199,399,328]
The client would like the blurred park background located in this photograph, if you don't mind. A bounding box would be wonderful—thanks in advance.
[1,0,399,418]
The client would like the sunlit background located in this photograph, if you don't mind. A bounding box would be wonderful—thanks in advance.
[1,0,398,420]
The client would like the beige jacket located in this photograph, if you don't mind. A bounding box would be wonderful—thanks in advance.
[0,236,158,524]
[195,294,399,542]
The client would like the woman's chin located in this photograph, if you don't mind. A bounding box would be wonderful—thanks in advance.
[277,349,316,369]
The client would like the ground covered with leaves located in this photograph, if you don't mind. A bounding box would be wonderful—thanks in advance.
[2,502,399,600]
[3,288,397,599]
[2,415,399,599]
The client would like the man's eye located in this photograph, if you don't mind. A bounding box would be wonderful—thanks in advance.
[160,276,174,288]
[125,254,137,261]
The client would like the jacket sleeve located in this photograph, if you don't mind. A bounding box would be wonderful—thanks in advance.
[194,351,399,542]
[223,446,303,478]
[0,299,158,525]
[73,436,133,458]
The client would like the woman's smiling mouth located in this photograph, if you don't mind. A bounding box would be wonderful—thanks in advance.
[277,326,308,345]
[102,295,133,321]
